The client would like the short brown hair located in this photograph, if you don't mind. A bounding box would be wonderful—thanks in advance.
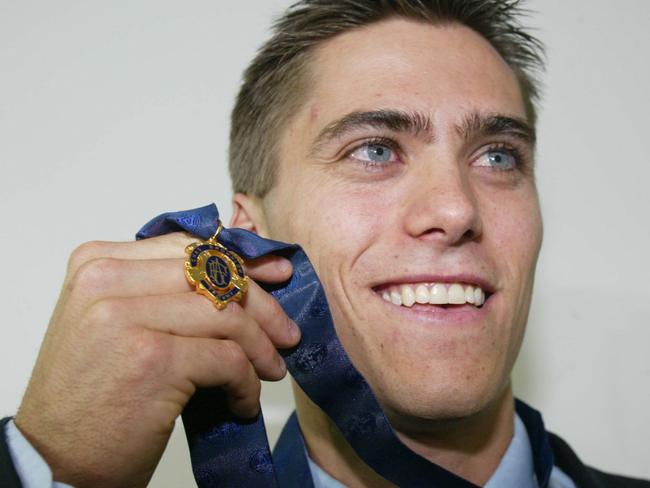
[229,0,545,197]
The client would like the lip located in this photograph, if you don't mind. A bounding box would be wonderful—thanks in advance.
[371,273,496,294]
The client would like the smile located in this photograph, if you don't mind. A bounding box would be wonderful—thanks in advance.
[378,283,488,308]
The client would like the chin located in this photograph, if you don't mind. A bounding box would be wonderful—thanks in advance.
[387,374,509,422]
[345,337,516,438]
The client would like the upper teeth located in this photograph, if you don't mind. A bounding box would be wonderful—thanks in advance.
[381,283,486,307]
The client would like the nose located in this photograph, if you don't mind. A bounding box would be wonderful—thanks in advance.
[402,159,483,246]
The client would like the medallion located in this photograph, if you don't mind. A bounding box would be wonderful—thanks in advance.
[184,221,248,310]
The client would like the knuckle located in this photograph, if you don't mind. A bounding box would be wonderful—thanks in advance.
[151,231,195,252]
[279,310,294,331]
[70,257,120,294]
[67,241,105,275]
[169,231,196,246]
[86,298,128,328]
[267,297,286,320]
[268,301,291,331]
[129,331,170,374]
[198,300,247,337]
[253,336,276,365]
[213,302,247,331]
[220,340,249,373]
[228,376,261,415]
[221,301,244,319]
[247,376,261,399]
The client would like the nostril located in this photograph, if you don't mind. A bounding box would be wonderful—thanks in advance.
[419,227,445,238]
[413,224,480,246]
[462,228,477,241]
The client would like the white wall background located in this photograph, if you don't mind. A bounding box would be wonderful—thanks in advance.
[1,1,648,486]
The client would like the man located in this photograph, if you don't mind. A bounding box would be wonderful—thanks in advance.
[1,1,648,487]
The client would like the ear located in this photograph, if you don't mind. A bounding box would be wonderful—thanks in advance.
[230,193,270,238]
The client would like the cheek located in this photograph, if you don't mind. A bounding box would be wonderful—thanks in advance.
[478,187,541,341]
[482,188,543,279]
[279,182,393,352]
[284,180,392,269]
[482,189,541,353]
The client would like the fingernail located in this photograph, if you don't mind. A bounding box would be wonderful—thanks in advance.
[277,355,287,373]
[288,320,301,340]
[280,259,292,274]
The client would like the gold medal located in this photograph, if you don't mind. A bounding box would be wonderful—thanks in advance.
[184,221,248,310]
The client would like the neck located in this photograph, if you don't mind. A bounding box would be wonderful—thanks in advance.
[293,381,515,487]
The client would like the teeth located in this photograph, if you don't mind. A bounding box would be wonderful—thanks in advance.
[448,284,465,304]
[429,283,448,305]
[401,285,416,307]
[415,285,429,304]
[475,287,485,306]
[380,283,488,308]
[465,286,475,304]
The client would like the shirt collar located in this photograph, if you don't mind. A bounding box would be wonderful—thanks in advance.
[484,414,538,488]
[307,414,538,488]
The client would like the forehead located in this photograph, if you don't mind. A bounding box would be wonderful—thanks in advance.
[297,17,526,134]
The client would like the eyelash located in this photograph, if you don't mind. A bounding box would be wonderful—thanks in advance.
[346,137,401,168]
[481,142,528,170]
[345,138,528,171]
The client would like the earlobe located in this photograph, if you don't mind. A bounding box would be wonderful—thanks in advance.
[230,193,269,237]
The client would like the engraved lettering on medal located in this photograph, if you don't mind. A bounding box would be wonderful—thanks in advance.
[207,255,231,288]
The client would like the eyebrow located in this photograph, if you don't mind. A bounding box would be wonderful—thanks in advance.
[309,109,536,155]
[455,112,536,146]
[310,110,434,155]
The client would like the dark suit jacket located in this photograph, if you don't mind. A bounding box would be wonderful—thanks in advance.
[1,416,648,487]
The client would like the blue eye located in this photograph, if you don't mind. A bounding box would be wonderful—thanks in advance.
[475,148,518,170]
[349,142,397,164]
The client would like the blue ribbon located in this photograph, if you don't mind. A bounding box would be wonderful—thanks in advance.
[137,203,553,488]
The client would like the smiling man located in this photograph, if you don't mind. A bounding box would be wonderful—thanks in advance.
[230,12,543,486]
[1,1,649,488]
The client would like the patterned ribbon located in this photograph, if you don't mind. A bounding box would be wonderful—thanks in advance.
[137,203,553,488]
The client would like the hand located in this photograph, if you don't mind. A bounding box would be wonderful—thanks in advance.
[14,232,300,487]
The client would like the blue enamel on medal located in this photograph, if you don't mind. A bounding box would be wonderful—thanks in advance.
[184,221,248,310]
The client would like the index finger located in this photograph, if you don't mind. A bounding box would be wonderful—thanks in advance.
[68,233,293,283]
[67,232,198,274]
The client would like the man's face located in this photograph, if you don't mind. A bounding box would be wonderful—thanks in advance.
[260,18,543,422]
